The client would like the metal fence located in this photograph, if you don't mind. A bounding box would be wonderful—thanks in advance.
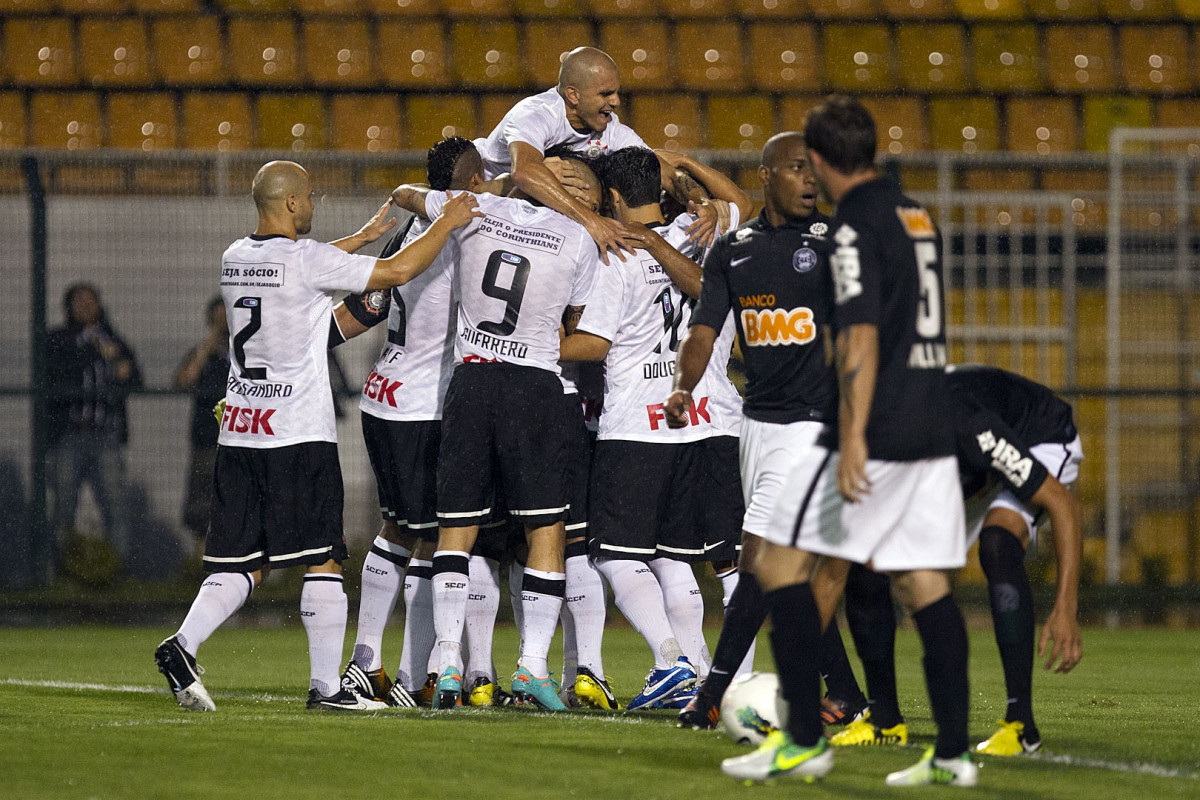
[0,141,1196,590]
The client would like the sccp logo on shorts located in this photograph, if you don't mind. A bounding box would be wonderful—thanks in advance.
[793,247,818,273]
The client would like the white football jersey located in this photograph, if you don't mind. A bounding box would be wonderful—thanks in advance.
[218,235,376,448]
[473,88,647,180]
[577,208,742,443]
[425,190,599,375]
[359,217,457,422]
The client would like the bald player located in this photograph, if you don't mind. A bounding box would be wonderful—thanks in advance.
[153,160,481,713]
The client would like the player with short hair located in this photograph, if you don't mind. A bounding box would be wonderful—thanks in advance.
[559,146,749,710]
[720,97,976,786]
[391,158,605,712]
[153,160,481,713]
[833,365,1083,755]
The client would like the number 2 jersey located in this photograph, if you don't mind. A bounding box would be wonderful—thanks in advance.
[358,216,458,422]
[219,234,377,448]
[576,209,743,443]
[425,190,599,375]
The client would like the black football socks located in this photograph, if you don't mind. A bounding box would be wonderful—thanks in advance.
[766,582,823,748]
[844,563,904,728]
[701,570,768,703]
[913,594,971,759]
[979,525,1038,738]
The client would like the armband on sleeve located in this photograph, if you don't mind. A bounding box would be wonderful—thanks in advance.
[343,289,391,328]
[327,314,347,348]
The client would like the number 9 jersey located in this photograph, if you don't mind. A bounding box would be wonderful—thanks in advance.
[218,234,377,448]
[425,190,599,376]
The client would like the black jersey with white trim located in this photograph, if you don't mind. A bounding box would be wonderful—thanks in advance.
[827,177,955,460]
[946,364,1077,445]
[692,209,835,424]
[953,397,1050,503]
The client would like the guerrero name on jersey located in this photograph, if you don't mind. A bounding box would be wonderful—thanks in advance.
[692,210,836,424]
[359,216,458,422]
[577,209,742,443]
[426,190,598,375]
[219,235,376,448]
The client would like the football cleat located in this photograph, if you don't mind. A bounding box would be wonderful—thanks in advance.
[154,636,215,712]
[340,661,392,702]
[976,719,1042,756]
[829,711,908,746]
[626,657,698,711]
[511,666,567,711]
[885,748,978,787]
[433,667,463,709]
[721,731,833,783]
[465,676,496,707]
[385,681,418,709]
[820,693,867,726]
[492,684,517,707]
[655,687,697,710]
[306,687,388,711]
[559,682,580,708]
[574,667,619,711]
[414,673,437,708]
[676,691,720,730]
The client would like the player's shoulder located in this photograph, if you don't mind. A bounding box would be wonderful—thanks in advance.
[507,88,563,121]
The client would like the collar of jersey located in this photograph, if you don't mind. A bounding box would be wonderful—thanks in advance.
[249,233,292,242]
[753,209,821,231]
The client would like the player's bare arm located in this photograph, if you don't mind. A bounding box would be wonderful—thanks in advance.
[665,323,717,428]
[329,199,399,253]
[559,331,611,363]
[391,184,431,218]
[564,304,586,335]
[637,226,702,299]
[657,149,754,246]
[1029,476,1084,673]
[834,323,879,502]
[367,192,483,289]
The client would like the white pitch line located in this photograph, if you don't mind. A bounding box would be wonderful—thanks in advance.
[1024,751,1200,782]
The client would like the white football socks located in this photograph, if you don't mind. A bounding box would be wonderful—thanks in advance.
[351,539,408,671]
[396,557,434,691]
[300,574,348,698]
[565,553,607,679]
[508,559,525,640]
[431,550,470,676]
[518,567,565,678]
[175,572,254,656]
[595,558,683,669]
[650,558,711,677]
[464,555,501,683]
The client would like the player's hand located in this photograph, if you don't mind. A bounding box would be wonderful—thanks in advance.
[587,214,644,265]
[545,157,597,210]
[1039,604,1083,673]
[685,200,725,248]
[664,389,692,429]
[836,435,871,502]
[353,199,398,244]
[440,190,485,229]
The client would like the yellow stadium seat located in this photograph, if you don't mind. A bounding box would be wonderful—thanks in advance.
[228,18,299,87]
[747,23,821,91]
[734,0,808,15]
[896,24,967,91]
[30,92,101,149]
[407,95,475,148]
[3,18,77,87]
[106,92,176,150]
[215,0,290,12]
[0,92,27,148]
[879,0,954,18]
[589,0,665,14]
[1045,25,1115,92]
[151,16,224,86]
[776,94,824,130]
[132,0,202,11]
[479,93,526,134]
[1176,0,1200,18]
[662,0,730,15]
[365,0,441,13]
[524,22,595,86]
[708,95,772,151]
[1082,96,1152,152]
[330,95,402,151]
[808,0,878,17]
[256,93,325,151]
[0,0,57,11]
[1119,27,1192,94]
[972,24,1042,91]
[624,93,702,150]
[1026,0,1100,17]
[181,93,252,150]
[823,25,895,91]
[376,20,451,88]
[304,20,372,88]
[1005,97,1078,153]
[293,0,362,13]
[79,18,151,88]
[929,96,999,151]
[601,22,673,90]
[861,96,928,154]
[676,23,746,90]
[58,0,129,11]
[1157,98,1200,128]
[441,0,512,16]
[453,22,522,88]
[1101,0,1171,17]
[514,0,588,14]
[953,0,1024,18]
[962,168,1034,191]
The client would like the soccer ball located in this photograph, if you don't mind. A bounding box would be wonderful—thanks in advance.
[719,671,786,746]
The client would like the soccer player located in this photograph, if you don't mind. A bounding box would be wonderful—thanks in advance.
[666,132,865,730]
[720,97,976,786]
[152,160,481,712]
[833,365,1083,755]
[336,137,492,709]
[559,146,748,710]
[390,158,605,712]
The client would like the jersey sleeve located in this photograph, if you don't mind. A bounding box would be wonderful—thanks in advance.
[574,259,626,342]
[422,189,446,220]
[722,202,742,235]
[690,235,732,331]
[569,234,601,307]
[502,99,558,152]
[830,212,883,329]
[306,240,377,294]
[607,119,648,151]
[956,403,1049,504]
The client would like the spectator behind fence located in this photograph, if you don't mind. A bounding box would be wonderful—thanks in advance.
[173,296,230,540]
[46,283,143,575]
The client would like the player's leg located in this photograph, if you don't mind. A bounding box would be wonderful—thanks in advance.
[429,525,479,709]
[396,538,437,705]
[512,521,568,708]
[463,543,502,706]
[817,615,868,725]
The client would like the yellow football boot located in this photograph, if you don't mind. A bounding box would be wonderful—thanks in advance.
[976,719,1042,756]
[829,711,908,746]
[466,676,496,707]
[574,666,620,711]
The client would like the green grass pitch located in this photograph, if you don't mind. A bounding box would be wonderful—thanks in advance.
[0,624,1197,799]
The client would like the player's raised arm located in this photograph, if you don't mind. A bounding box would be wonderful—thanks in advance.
[329,199,399,253]
[366,191,482,289]
[1029,476,1084,673]
[637,226,702,299]
[657,149,753,247]
[391,184,432,219]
